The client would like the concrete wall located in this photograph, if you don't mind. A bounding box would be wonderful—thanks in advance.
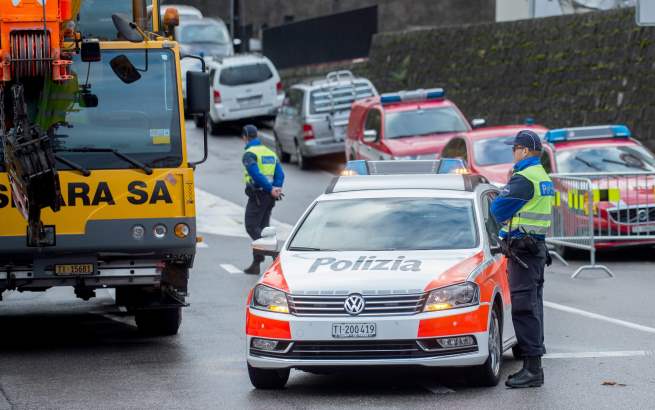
[165,0,496,33]
[280,8,655,149]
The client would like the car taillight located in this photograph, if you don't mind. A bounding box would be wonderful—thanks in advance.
[276,81,283,94]
[213,89,221,104]
[302,124,315,141]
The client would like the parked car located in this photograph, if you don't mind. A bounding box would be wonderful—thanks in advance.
[346,88,482,162]
[440,125,548,186]
[272,71,377,169]
[200,54,284,133]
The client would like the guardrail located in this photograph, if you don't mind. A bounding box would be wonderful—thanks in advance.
[548,172,655,278]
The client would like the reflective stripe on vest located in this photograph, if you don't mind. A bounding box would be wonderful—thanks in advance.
[501,164,554,237]
[243,145,278,185]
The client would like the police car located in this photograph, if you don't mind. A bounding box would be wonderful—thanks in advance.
[245,160,515,389]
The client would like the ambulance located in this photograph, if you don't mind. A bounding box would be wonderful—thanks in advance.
[245,160,516,389]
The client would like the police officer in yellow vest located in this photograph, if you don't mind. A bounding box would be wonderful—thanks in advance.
[491,130,553,388]
[242,125,285,275]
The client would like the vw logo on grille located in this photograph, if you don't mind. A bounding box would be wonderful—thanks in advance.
[344,294,365,315]
[638,209,649,222]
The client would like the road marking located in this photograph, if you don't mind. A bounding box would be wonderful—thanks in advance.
[195,188,293,239]
[196,242,209,248]
[544,351,652,359]
[220,264,244,275]
[544,301,655,334]
[420,383,456,394]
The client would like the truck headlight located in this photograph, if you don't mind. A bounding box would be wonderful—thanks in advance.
[252,285,289,314]
[424,282,479,312]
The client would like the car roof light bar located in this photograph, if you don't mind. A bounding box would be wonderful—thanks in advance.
[343,158,467,176]
[380,88,445,105]
[545,124,631,143]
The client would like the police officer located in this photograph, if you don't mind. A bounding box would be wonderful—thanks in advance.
[241,125,285,275]
[491,130,553,388]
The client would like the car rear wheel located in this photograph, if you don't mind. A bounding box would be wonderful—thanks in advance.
[469,309,502,386]
[247,363,290,389]
[275,134,291,163]
[295,142,310,170]
[209,118,222,136]
[194,115,204,128]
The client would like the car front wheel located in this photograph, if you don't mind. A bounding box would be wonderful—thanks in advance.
[469,308,502,386]
[247,363,290,389]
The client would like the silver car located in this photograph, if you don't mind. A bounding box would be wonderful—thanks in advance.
[272,71,377,169]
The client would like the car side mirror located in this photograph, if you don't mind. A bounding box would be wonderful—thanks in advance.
[490,245,503,256]
[186,71,210,115]
[363,129,378,143]
[233,38,242,46]
[471,118,487,129]
[253,227,280,258]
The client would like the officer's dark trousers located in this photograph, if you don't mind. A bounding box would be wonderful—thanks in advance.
[508,242,547,357]
[245,187,276,241]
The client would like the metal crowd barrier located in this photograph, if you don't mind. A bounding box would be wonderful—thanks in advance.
[548,172,655,279]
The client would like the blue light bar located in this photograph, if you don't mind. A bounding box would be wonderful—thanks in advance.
[380,88,445,105]
[344,158,467,176]
[545,125,631,143]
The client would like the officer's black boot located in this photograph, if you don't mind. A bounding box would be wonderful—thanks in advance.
[508,358,528,381]
[505,356,543,388]
[243,254,265,275]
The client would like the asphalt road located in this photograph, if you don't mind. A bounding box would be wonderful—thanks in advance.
[1,121,654,409]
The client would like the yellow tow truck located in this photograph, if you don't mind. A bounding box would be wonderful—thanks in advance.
[0,0,210,335]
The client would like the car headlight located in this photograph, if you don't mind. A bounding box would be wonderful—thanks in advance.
[252,285,289,314]
[424,282,479,312]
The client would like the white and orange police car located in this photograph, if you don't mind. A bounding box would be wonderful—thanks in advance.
[245,160,515,389]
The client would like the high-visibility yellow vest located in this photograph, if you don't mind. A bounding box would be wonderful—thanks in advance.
[501,164,554,237]
[243,144,278,186]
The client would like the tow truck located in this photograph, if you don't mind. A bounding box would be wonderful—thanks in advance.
[0,0,210,335]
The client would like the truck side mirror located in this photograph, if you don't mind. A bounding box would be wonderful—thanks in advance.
[186,71,210,115]
[363,129,378,143]
[81,39,101,62]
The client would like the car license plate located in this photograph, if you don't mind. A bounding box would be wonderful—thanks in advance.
[332,323,376,338]
[632,224,655,233]
[238,96,261,107]
[54,264,94,276]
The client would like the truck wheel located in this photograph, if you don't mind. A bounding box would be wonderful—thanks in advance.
[135,307,182,336]
[275,135,291,163]
[247,363,289,389]
[469,309,502,386]
[295,142,310,170]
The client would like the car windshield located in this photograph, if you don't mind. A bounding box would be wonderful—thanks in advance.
[474,136,516,166]
[78,0,152,40]
[556,144,655,173]
[1,49,182,171]
[178,23,230,44]
[219,63,273,86]
[385,107,469,139]
[288,198,478,251]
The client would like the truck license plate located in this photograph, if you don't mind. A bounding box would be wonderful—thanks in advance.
[54,264,94,276]
[332,323,376,338]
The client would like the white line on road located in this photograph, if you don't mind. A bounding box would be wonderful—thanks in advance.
[544,351,652,359]
[220,264,244,275]
[196,242,209,248]
[544,301,655,334]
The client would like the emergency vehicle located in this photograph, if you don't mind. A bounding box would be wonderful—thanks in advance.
[245,160,515,389]
[0,0,210,335]
[345,89,483,162]
[542,125,655,250]
[441,125,548,186]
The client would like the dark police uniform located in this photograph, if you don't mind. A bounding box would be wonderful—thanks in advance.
[241,125,284,274]
[491,130,553,388]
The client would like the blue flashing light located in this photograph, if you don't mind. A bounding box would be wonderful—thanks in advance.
[380,88,446,105]
[437,158,467,174]
[344,160,369,175]
[545,125,632,143]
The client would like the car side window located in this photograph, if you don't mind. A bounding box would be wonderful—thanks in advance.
[442,138,468,164]
[541,150,552,173]
[286,89,301,116]
[481,191,501,246]
[364,109,381,137]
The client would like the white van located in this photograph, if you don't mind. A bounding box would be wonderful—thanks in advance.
[203,55,284,134]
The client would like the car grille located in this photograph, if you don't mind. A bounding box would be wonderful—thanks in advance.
[287,293,427,317]
[608,207,655,224]
[252,340,478,360]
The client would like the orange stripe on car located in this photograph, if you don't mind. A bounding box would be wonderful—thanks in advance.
[246,309,291,339]
[417,305,490,337]
[260,258,290,292]
[423,251,485,291]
